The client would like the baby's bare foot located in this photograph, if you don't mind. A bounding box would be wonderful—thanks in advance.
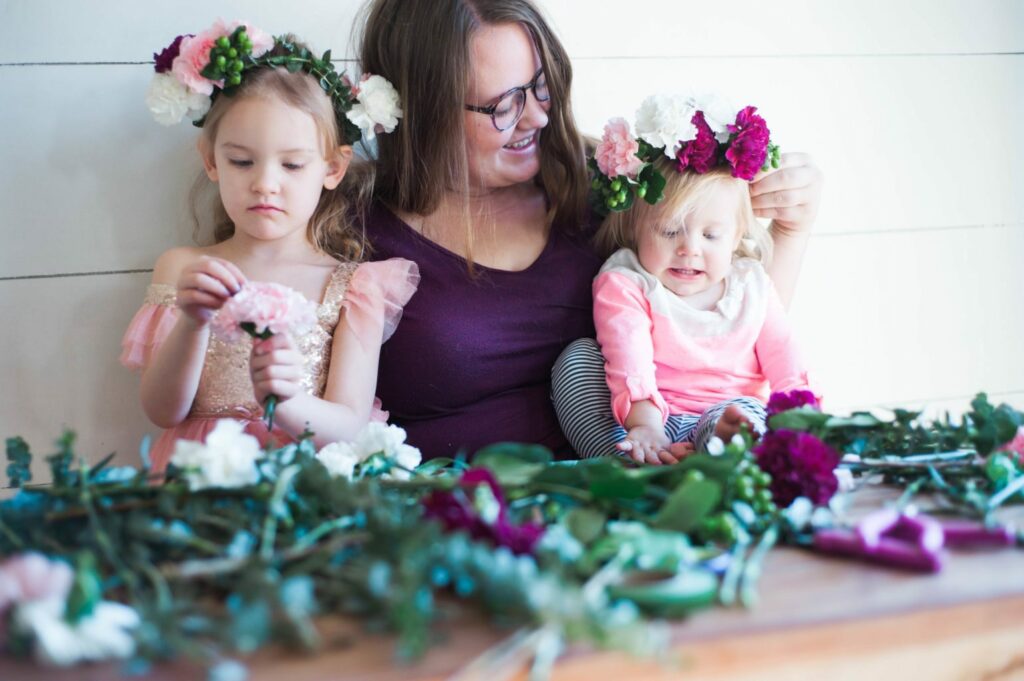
[714,405,755,443]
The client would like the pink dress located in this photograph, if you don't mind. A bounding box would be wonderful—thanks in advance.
[120,259,419,472]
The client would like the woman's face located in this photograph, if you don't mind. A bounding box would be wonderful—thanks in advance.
[464,23,551,191]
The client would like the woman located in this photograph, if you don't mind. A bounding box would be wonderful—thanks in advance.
[351,0,822,459]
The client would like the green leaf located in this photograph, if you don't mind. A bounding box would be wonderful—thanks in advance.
[565,507,606,544]
[321,49,332,64]
[473,443,552,486]
[824,413,883,428]
[46,431,75,486]
[653,478,722,533]
[5,436,32,487]
[768,408,831,431]
[585,459,646,500]
[285,58,303,74]
[65,553,101,624]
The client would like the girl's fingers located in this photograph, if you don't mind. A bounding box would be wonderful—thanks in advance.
[177,289,224,310]
[196,258,244,295]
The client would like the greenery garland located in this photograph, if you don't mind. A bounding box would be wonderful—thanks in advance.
[0,393,1021,676]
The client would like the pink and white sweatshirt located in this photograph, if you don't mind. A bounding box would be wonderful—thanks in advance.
[593,248,811,426]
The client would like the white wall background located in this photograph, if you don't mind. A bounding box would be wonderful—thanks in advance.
[1,0,1022,481]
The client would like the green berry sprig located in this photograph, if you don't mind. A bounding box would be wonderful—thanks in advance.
[200,26,256,88]
[760,142,781,173]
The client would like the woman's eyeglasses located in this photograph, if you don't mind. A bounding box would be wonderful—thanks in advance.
[465,69,550,132]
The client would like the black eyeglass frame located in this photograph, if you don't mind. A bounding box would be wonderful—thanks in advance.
[464,68,550,132]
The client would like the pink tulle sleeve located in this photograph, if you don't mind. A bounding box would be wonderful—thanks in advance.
[120,285,179,370]
[341,258,420,345]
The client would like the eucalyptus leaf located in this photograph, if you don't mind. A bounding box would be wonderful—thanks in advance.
[653,479,722,533]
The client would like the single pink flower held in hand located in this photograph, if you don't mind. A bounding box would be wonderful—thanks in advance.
[211,281,318,343]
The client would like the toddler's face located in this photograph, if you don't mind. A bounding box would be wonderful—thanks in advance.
[202,96,347,245]
[636,181,742,308]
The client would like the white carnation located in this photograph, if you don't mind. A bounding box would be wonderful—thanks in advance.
[13,597,140,667]
[353,422,408,458]
[346,75,402,142]
[170,420,263,491]
[634,93,698,157]
[316,441,361,480]
[694,93,736,143]
[145,73,210,126]
[385,443,422,480]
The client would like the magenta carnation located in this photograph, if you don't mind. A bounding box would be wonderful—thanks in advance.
[725,106,771,181]
[595,117,643,179]
[754,430,840,507]
[422,468,544,556]
[766,389,821,417]
[211,281,319,343]
[154,34,190,73]
[675,110,719,174]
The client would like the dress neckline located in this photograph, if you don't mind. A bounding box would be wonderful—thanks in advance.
[380,204,556,275]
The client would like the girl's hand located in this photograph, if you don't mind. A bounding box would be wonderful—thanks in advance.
[617,425,678,465]
[176,256,246,326]
[750,152,823,237]
[250,334,304,405]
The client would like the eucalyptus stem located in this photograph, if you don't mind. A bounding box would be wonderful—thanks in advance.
[739,524,778,607]
[260,464,302,562]
[719,532,751,606]
[988,474,1024,511]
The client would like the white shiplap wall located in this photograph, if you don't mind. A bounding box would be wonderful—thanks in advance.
[1,0,1022,481]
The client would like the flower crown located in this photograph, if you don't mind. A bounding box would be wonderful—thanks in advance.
[589,94,780,215]
[145,19,402,144]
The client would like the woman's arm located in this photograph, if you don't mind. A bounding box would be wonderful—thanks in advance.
[750,152,824,307]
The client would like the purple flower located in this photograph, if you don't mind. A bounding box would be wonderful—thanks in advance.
[675,110,719,174]
[153,34,190,74]
[422,468,544,556]
[754,430,840,507]
[766,389,821,417]
[725,106,770,180]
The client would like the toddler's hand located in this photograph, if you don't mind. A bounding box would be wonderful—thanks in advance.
[250,334,304,405]
[617,425,678,466]
[176,256,246,325]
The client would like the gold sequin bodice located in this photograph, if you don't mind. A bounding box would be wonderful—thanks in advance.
[144,264,356,419]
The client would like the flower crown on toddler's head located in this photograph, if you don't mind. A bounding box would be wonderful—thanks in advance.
[589,94,780,215]
[145,19,402,144]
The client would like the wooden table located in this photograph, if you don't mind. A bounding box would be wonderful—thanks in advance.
[3,487,1023,681]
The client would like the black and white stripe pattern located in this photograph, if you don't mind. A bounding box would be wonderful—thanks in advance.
[551,338,767,458]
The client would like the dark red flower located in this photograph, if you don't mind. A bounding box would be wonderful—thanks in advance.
[725,106,770,180]
[766,390,821,417]
[675,111,719,174]
[153,35,190,73]
[754,430,839,507]
[422,468,544,555]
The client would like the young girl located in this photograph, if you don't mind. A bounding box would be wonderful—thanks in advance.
[121,21,416,472]
[587,97,812,465]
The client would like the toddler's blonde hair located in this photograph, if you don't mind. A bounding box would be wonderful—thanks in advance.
[594,161,772,265]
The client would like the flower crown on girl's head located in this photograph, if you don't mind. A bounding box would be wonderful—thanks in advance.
[589,94,781,215]
[145,19,402,144]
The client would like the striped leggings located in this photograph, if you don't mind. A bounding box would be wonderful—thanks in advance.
[551,338,767,459]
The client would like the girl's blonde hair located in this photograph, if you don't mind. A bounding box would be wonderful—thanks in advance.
[347,0,589,265]
[190,39,365,261]
[594,161,773,265]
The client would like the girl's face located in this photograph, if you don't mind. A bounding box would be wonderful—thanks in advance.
[463,23,551,191]
[636,181,743,307]
[202,96,350,245]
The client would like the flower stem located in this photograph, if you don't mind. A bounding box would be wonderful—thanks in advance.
[264,394,278,432]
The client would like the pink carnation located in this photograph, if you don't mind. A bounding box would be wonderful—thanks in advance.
[0,553,73,616]
[725,105,771,181]
[675,110,719,174]
[595,118,643,179]
[999,426,1024,458]
[211,281,319,343]
[172,19,230,95]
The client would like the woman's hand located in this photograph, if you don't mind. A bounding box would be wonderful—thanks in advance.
[250,334,305,405]
[176,256,246,326]
[617,425,678,465]
[750,152,823,238]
